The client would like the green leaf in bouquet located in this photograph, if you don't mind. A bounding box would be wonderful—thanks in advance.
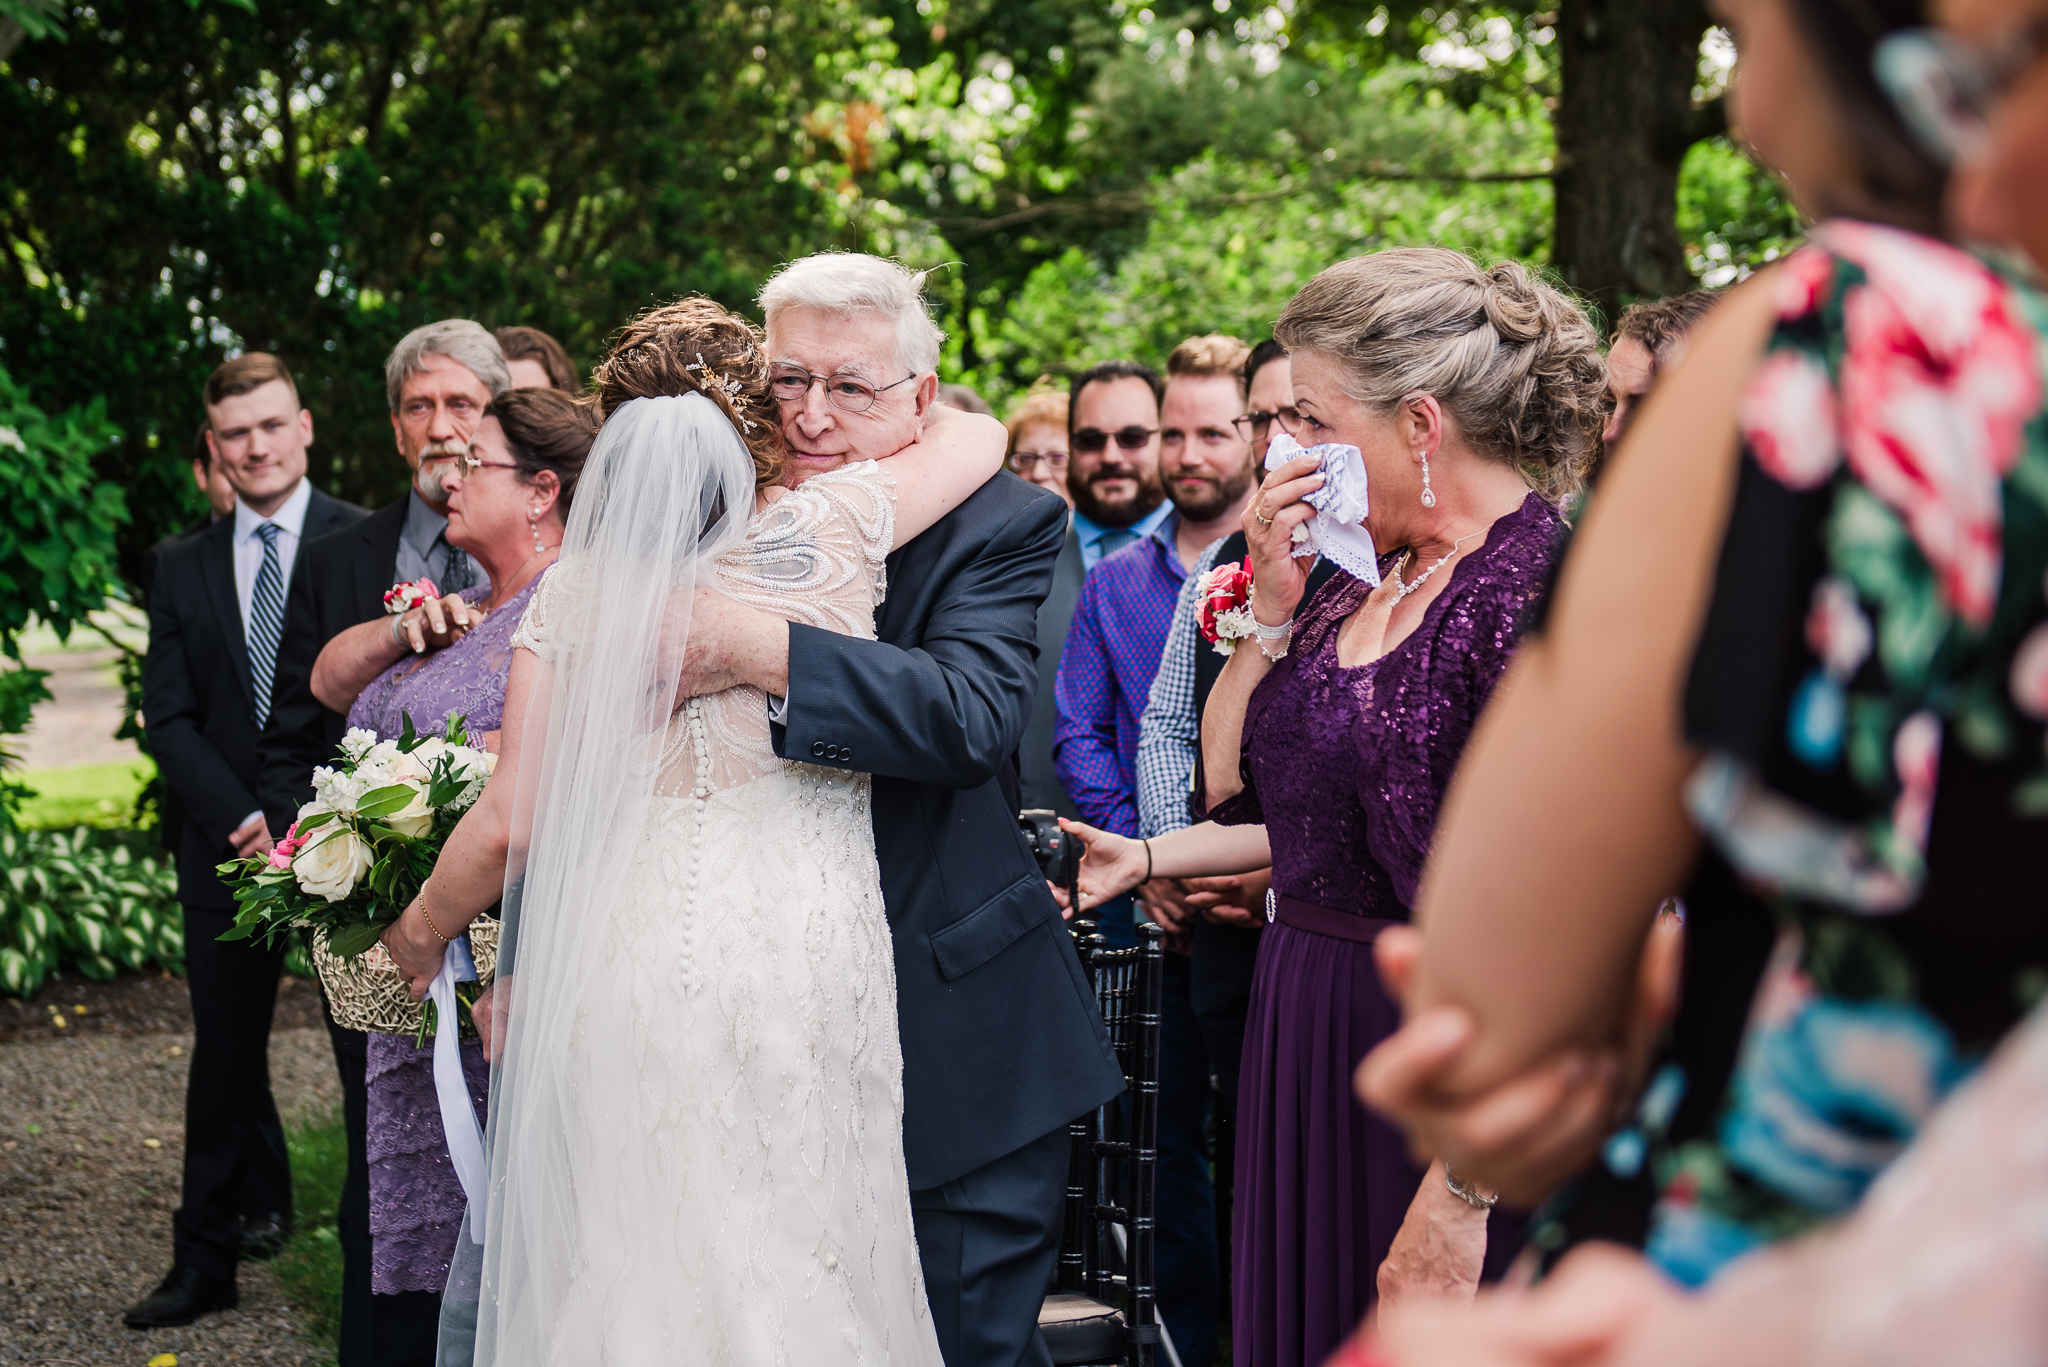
[216,920,259,942]
[398,711,422,753]
[326,920,384,958]
[354,784,419,821]
[296,808,338,834]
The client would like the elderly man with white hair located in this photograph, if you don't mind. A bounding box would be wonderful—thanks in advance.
[254,319,510,1367]
[676,253,1126,1367]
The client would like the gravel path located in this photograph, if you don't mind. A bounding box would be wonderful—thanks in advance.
[0,1025,340,1364]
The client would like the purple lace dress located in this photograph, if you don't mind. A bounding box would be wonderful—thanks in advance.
[344,569,547,1295]
[1209,495,1560,1367]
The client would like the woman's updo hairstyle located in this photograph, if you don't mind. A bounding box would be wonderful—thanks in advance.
[1273,248,1610,504]
[482,388,600,512]
[590,296,787,490]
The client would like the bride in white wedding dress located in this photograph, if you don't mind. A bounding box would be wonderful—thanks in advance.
[381,301,1005,1365]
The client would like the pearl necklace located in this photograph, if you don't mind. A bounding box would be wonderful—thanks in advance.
[1389,530,1478,604]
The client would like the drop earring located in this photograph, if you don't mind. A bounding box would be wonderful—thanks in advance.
[1419,448,1437,508]
[530,511,545,553]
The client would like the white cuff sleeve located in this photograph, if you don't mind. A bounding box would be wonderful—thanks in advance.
[766,692,790,724]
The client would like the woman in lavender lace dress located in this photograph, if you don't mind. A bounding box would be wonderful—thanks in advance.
[309,389,595,1321]
[1060,251,1607,1366]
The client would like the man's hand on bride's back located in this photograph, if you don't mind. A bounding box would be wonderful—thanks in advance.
[666,587,791,706]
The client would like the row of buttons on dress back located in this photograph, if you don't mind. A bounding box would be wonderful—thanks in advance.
[810,741,852,763]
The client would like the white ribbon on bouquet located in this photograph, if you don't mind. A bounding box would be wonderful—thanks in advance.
[429,934,489,1245]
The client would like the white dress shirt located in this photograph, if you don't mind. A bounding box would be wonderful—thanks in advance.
[230,477,311,838]
[231,477,313,630]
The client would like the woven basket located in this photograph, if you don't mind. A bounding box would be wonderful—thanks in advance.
[310,915,499,1036]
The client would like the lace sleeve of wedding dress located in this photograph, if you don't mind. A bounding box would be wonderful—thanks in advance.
[507,567,563,661]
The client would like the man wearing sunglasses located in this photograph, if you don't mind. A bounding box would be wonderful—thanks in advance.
[1016,360,1169,819]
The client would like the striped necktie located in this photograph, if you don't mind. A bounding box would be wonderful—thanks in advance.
[436,529,475,593]
[249,522,285,727]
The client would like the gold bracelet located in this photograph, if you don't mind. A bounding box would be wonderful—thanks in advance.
[418,890,451,945]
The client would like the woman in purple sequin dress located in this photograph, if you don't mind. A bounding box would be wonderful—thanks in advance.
[309,390,595,1308]
[1059,250,1605,1366]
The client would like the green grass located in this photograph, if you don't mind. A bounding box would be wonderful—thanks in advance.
[15,759,154,829]
[272,1109,348,1362]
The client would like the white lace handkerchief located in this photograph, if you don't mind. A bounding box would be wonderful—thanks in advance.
[1265,431,1381,587]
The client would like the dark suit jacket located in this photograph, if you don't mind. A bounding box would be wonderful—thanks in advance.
[143,517,218,857]
[145,487,360,908]
[258,500,405,834]
[1016,519,1083,817]
[772,474,1125,1190]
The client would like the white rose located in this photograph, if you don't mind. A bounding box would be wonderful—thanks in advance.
[385,781,437,840]
[292,827,375,902]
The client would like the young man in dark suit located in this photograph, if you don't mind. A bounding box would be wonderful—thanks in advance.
[127,353,363,1328]
[673,254,1126,1367]
[254,319,507,1367]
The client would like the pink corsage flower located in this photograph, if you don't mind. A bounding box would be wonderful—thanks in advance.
[383,578,441,615]
[1197,557,1257,656]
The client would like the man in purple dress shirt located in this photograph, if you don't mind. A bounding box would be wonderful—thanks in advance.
[1053,333,1261,1367]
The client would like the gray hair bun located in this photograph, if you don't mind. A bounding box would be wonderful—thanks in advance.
[1274,248,1611,503]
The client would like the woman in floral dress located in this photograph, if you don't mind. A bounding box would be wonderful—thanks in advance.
[1361,0,2048,1297]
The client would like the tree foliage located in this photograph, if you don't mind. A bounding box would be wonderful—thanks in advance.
[1,0,1806,583]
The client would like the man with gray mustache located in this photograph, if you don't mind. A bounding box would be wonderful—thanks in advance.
[256,319,509,1367]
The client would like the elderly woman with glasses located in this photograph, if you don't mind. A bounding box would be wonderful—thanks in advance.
[1004,389,1073,505]
[305,386,596,1314]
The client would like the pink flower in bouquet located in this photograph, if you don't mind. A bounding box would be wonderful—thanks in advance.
[266,821,306,870]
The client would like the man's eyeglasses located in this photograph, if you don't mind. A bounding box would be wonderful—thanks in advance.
[769,364,916,414]
[1231,407,1305,442]
[1877,19,2048,164]
[1070,426,1159,454]
[1009,449,1070,474]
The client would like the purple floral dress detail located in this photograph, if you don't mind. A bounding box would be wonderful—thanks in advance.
[1208,495,1560,1367]
[344,568,547,1295]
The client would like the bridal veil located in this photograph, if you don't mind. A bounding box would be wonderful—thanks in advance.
[438,392,757,1363]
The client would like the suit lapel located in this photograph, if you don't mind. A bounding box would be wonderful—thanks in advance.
[201,516,254,704]
[357,502,407,622]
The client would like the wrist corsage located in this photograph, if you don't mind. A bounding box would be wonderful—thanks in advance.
[1196,557,1258,656]
[383,578,441,615]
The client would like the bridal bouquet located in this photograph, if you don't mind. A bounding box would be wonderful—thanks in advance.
[1197,556,1258,656]
[217,713,494,959]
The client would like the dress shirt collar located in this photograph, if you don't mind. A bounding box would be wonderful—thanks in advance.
[401,488,451,560]
[1072,500,1172,570]
[232,476,311,544]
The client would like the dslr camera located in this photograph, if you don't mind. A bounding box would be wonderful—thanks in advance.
[1018,808,1081,913]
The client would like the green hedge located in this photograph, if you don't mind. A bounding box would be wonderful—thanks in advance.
[0,825,181,996]
[0,824,315,997]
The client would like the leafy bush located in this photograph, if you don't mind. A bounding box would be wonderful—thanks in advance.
[0,825,181,996]
[0,361,128,830]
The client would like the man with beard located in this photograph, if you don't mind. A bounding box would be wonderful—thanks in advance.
[255,319,509,1367]
[1015,359,1167,817]
[1054,334,1258,1367]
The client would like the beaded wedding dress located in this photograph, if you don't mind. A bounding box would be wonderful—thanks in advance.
[475,453,942,1366]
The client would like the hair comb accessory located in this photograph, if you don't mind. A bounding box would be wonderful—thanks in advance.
[684,352,759,432]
